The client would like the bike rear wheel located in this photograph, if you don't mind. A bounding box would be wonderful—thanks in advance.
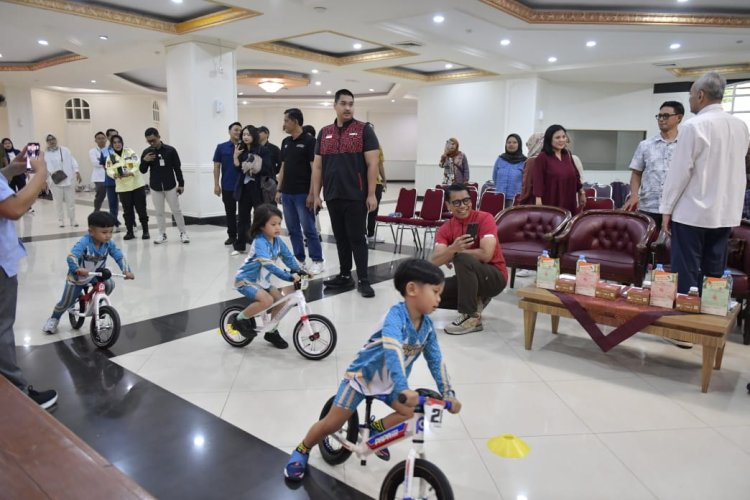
[68,294,85,330]
[318,396,359,465]
[91,305,121,349]
[219,305,253,347]
[379,459,454,500]
[293,314,337,360]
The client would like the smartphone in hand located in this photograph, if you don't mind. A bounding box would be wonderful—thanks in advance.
[26,142,40,159]
[467,222,479,242]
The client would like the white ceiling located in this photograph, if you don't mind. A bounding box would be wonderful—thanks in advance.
[1,0,749,107]
[281,32,382,55]
[523,0,750,13]
[71,0,222,22]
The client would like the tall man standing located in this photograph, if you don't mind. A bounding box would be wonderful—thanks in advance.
[141,127,189,244]
[309,89,379,298]
[660,72,750,296]
[258,126,281,176]
[276,108,324,275]
[88,131,108,212]
[213,122,242,246]
[623,101,684,231]
[104,128,121,231]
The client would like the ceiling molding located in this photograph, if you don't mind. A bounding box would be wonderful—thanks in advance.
[668,63,750,78]
[245,31,417,66]
[0,52,87,72]
[367,64,496,82]
[479,0,750,27]
[4,0,260,34]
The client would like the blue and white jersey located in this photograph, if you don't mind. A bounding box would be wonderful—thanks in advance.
[234,234,300,289]
[66,235,130,285]
[344,302,453,397]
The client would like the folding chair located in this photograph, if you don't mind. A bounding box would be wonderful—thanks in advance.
[373,188,418,250]
[583,197,615,211]
[478,191,505,218]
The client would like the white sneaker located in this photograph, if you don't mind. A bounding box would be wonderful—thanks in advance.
[444,313,483,335]
[368,235,385,243]
[231,250,246,256]
[180,232,190,244]
[154,234,168,245]
[309,261,324,275]
[42,317,59,334]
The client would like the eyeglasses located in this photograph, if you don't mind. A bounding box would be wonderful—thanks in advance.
[655,113,679,120]
[449,197,472,207]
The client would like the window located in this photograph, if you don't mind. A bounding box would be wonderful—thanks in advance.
[64,98,90,121]
[722,81,750,132]
[152,100,160,123]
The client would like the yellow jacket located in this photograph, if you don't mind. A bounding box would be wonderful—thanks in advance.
[106,147,145,193]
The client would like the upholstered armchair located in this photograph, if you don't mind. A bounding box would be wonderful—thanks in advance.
[496,205,571,288]
[554,210,656,286]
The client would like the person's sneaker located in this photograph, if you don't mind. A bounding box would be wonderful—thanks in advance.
[27,386,58,410]
[154,234,168,245]
[142,231,150,240]
[444,313,483,335]
[231,316,257,340]
[309,261,324,275]
[284,450,309,481]
[358,279,375,298]
[662,337,694,349]
[42,317,59,334]
[264,329,289,349]
[516,269,532,277]
[59,223,65,228]
[369,418,391,461]
[124,232,135,240]
[180,232,190,244]
[72,221,79,228]
[224,236,236,246]
[324,274,354,289]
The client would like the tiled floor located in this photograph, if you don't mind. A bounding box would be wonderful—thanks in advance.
[14,187,750,499]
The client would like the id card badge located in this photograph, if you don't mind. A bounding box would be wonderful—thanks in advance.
[159,157,165,166]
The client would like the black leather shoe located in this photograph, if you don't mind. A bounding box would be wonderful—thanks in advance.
[224,237,236,245]
[123,232,135,240]
[357,279,375,298]
[324,274,354,289]
[142,231,150,240]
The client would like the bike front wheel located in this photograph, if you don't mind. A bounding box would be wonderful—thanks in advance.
[91,305,121,349]
[292,314,337,360]
[219,305,253,348]
[379,459,454,500]
[318,396,359,465]
[68,295,85,330]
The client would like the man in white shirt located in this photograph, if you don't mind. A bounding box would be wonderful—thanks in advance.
[45,134,81,228]
[660,72,750,294]
[88,131,108,211]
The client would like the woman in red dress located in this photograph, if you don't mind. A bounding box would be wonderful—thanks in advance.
[533,125,585,214]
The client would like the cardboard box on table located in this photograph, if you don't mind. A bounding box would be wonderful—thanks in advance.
[701,277,731,316]
[650,270,678,309]
[536,256,560,290]
[575,261,600,297]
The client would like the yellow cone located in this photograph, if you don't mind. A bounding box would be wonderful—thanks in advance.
[487,434,530,458]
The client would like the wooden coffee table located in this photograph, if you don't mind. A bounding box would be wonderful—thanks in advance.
[516,286,740,393]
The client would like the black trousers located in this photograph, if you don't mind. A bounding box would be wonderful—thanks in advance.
[367,184,384,237]
[9,174,26,193]
[671,220,731,294]
[439,253,507,314]
[328,198,369,280]
[235,181,262,252]
[222,190,238,239]
[93,182,107,211]
[119,186,148,232]
[640,210,663,232]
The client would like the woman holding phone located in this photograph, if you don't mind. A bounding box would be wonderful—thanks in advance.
[106,135,149,240]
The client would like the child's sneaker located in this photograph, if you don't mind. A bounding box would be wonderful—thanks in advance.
[369,417,391,461]
[231,316,257,340]
[264,329,288,349]
[284,449,309,481]
[42,317,59,334]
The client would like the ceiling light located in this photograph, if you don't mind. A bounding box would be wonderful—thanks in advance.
[311,69,319,74]
[670,43,681,50]
[433,14,445,23]
[391,99,395,103]
[500,39,511,46]
[238,92,244,95]
[325,90,331,95]
[90,80,96,83]
[353,43,362,50]
[172,0,183,3]
[258,80,284,93]
[586,40,597,47]
[369,88,375,92]
[547,56,557,63]
[445,63,454,69]
[242,100,248,105]
[0,54,3,58]
[315,81,322,86]
[98,35,108,40]
[677,0,688,3]
[38,39,49,46]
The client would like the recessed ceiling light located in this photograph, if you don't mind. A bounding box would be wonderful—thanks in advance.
[326,90,332,95]
[353,43,362,50]
[315,81,322,86]
[445,63,453,69]
[670,43,681,50]
[391,99,395,103]
[98,35,108,40]
[500,39,511,46]
[0,54,3,58]
[677,0,688,3]
[586,40,597,47]
[238,92,244,95]
[38,39,49,46]
[369,88,375,92]
[172,0,183,3]
[242,100,248,105]
[90,80,96,83]
[547,56,557,63]
[311,69,319,74]
[433,14,445,23]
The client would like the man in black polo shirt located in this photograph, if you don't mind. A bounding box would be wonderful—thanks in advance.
[258,126,281,176]
[140,127,189,244]
[309,89,379,298]
[276,109,324,275]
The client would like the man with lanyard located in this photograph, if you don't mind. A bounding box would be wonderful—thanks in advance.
[309,89,379,298]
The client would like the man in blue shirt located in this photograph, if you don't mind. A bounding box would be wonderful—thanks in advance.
[0,147,58,409]
[213,122,242,246]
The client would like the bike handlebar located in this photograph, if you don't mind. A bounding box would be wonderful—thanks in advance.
[397,393,453,411]
[89,271,126,278]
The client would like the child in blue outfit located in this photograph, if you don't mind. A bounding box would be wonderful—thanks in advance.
[42,211,134,334]
[232,204,303,349]
[284,258,462,481]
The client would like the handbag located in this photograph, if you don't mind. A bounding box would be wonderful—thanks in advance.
[51,170,68,184]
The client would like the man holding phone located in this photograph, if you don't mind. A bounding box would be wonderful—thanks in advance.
[431,183,508,335]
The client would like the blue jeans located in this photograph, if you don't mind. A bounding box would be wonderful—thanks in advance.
[281,193,323,262]
[671,221,731,294]
[106,184,120,226]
